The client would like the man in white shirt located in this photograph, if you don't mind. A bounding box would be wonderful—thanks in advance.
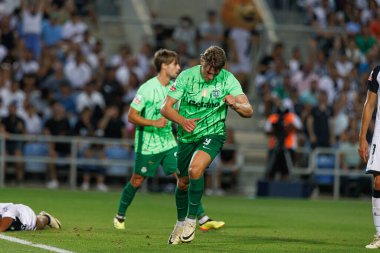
[76,81,105,113]
[64,51,92,90]
[0,203,61,232]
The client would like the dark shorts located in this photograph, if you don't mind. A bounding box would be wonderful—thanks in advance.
[133,147,177,177]
[177,135,226,177]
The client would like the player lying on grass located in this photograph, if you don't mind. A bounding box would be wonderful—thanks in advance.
[0,203,61,232]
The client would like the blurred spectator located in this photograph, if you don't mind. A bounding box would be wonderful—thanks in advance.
[40,62,67,92]
[17,48,39,80]
[76,81,105,114]
[20,0,44,59]
[74,107,108,191]
[62,11,88,41]
[265,104,302,180]
[339,128,368,197]
[355,25,376,55]
[100,66,124,107]
[64,49,91,90]
[0,15,17,52]
[0,101,26,183]
[227,22,258,92]
[306,90,335,149]
[19,100,42,135]
[44,101,72,189]
[122,71,139,104]
[55,82,77,119]
[198,9,224,53]
[97,104,127,139]
[41,11,62,47]
[172,15,197,58]
[0,80,26,113]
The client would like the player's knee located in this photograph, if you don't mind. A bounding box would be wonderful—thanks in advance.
[130,174,145,187]
[374,176,380,190]
[189,167,203,179]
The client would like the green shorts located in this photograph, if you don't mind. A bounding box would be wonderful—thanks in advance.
[134,147,177,177]
[176,135,226,177]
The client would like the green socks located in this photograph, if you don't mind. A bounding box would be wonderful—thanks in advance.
[188,176,205,219]
[175,187,188,221]
[117,182,138,217]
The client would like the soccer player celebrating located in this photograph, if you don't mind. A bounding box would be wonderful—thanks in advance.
[113,49,225,238]
[0,203,61,232]
[161,46,253,243]
[359,66,380,249]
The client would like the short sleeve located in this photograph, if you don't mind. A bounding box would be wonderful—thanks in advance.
[130,87,147,112]
[225,73,244,97]
[367,66,380,94]
[168,73,186,100]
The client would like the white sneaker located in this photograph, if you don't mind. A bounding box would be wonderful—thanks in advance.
[113,217,125,230]
[168,222,184,245]
[366,235,380,249]
[96,183,108,192]
[46,180,59,189]
[39,211,61,229]
[180,219,196,243]
[81,182,90,191]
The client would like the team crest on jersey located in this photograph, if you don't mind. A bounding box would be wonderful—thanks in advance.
[212,89,222,98]
[133,94,142,104]
[368,70,373,81]
[141,167,147,173]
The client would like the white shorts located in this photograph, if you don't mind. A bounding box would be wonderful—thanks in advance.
[366,135,380,174]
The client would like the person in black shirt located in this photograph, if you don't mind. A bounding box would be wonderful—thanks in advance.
[44,101,72,189]
[0,102,25,183]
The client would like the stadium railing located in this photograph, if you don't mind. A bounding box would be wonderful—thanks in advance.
[0,133,134,189]
[0,134,370,199]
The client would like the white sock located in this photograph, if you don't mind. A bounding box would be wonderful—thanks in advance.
[185,217,196,224]
[198,215,209,225]
[372,197,380,236]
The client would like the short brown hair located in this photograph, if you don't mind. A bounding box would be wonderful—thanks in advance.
[153,49,179,72]
[200,46,227,70]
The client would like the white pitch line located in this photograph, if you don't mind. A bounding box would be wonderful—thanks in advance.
[0,234,75,253]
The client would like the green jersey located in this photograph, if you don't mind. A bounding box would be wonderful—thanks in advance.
[131,77,177,155]
[168,65,243,143]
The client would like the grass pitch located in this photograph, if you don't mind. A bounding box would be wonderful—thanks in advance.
[0,188,374,253]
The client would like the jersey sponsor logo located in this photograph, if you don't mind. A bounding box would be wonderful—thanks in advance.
[212,89,222,98]
[188,100,219,108]
[141,167,147,173]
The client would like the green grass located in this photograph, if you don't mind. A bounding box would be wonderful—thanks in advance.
[0,188,375,253]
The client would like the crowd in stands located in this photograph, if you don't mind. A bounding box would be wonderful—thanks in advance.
[259,0,380,196]
[0,0,252,193]
[2,0,376,196]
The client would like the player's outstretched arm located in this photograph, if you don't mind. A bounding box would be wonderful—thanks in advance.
[224,94,253,118]
[0,217,12,232]
[128,107,167,128]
